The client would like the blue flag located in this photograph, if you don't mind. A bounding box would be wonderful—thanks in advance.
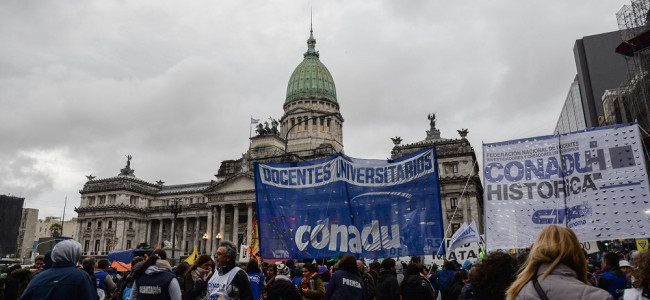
[251,117,260,124]
[254,148,445,259]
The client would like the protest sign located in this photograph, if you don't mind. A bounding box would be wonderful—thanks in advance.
[483,123,650,250]
[255,148,445,259]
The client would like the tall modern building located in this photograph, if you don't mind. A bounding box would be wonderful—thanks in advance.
[572,30,629,128]
[554,76,587,134]
[75,28,482,259]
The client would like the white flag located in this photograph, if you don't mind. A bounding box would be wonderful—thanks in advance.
[449,221,481,251]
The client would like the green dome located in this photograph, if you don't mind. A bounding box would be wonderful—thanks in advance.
[286,29,337,104]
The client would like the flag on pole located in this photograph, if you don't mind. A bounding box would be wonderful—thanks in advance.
[449,221,481,251]
[246,215,259,258]
[251,117,260,124]
[185,245,199,265]
[637,239,649,251]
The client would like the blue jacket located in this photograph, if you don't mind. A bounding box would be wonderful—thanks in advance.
[20,261,96,300]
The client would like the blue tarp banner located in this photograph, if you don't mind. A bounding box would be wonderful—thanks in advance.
[254,148,445,260]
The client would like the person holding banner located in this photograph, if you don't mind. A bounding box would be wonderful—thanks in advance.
[505,225,613,300]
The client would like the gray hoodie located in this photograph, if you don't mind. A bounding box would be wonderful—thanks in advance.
[396,262,404,285]
[51,239,82,263]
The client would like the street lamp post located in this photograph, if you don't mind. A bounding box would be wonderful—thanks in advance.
[284,112,338,155]
[215,232,222,248]
[170,198,183,265]
[202,233,208,253]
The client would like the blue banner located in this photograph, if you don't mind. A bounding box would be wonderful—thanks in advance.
[254,148,444,260]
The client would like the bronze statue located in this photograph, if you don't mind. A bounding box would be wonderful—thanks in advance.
[125,155,132,168]
[428,113,436,129]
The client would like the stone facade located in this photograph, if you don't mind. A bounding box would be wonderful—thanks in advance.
[390,119,484,237]
[17,208,38,261]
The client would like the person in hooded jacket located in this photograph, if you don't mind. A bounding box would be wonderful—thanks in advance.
[266,263,301,300]
[20,239,96,300]
[129,249,182,300]
[448,269,468,300]
[399,264,434,300]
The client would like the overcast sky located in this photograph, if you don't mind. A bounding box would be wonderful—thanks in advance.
[1,1,631,220]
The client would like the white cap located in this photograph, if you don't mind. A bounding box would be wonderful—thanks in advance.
[619,260,632,268]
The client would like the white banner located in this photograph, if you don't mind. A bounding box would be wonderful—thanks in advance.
[449,221,481,251]
[483,124,650,250]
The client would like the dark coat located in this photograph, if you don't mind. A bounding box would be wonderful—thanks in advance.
[400,275,435,300]
[20,262,96,300]
[267,278,301,300]
[376,269,399,300]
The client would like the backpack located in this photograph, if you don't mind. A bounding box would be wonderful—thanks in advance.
[437,270,455,292]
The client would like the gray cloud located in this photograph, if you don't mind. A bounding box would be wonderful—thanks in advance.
[0,0,630,218]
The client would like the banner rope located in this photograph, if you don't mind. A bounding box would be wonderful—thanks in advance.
[430,158,478,274]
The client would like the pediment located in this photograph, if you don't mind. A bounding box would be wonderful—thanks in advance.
[205,173,254,194]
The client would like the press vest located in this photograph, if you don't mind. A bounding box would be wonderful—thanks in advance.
[134,271,175,300]
[329,270,363,300]
[208,266,242,300]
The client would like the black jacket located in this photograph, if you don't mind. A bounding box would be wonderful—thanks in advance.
[400,275,435,300]
[267,278,301,300]
[376,269,399,300]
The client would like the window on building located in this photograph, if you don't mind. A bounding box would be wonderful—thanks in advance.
[296,117,302,132]
[226,216,231,224]
[444,163,459,174]
[320,118,324,131]
[105,240,111,252]
[451,223,461,233]
[126,240,132,249]
[130,196,137,205]
[84,240,90,253]
[148,200,152,207]
[97,221,102,229]
[94,240,100,252]
[99,195,106,205]
[129,221,134,230]
[108,194,116,204]
[108,221,112,229]
[87,221,92,229]
[326,119,331,132]
[88,196,95,206]
[450,198,458,209]
[239,215,247,224]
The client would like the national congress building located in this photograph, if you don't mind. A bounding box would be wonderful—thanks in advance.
[75,28,483,260]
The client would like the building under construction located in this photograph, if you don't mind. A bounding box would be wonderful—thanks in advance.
[602,0,650,131]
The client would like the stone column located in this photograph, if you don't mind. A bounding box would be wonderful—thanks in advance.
[100,218,105,254]
[247,203,253,245]
[181,217,188,255]
[146,220,152,247]
[193,217,199,254]
[212,206,219,252]
[233,205,239,246]
[219,205,226,244]
[170,217,176,254]
[206,208,213,255]
[158,219,163,248]
[90,221,95,254]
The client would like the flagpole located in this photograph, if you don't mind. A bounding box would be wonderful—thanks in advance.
[60,196,67,235]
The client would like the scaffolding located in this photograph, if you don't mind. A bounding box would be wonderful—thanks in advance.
[609,0,650,129]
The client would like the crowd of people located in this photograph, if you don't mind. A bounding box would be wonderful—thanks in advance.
[1,225,649,300]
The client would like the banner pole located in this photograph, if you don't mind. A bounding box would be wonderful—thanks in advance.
[430,159,477,274]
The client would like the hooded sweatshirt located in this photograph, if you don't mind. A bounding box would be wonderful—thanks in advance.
[20,240,96,300]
